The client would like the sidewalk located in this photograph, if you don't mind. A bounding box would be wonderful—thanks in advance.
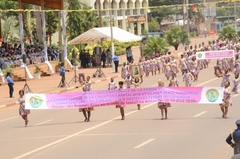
[0,66,120,109]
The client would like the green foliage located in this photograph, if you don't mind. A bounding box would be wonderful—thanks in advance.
[143,37,169,57]
[216,7,228,17]
[149,0,183,23]
[66,0,99,40]
[219,25,238,41]
[148,18,160,30]
[0,0,18,20]
[164,26,190,50]
[2,65,13,77]
[72,59,79,66]
[2,16,18,42]
[45,10,58,45]
[190,31,197,37]
[34,65,41,74]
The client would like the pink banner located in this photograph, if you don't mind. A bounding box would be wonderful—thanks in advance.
[196,50,234,60]
[25,87,224,109]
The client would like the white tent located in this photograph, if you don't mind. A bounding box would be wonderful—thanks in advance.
[68,27,142,45]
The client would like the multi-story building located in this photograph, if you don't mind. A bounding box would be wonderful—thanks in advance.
[81,0,149,36]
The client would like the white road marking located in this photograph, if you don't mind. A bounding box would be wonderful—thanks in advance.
[194,111,207,117]
[12,77,221,158]
[134,139,155,149]
[233,94,240,98]
[13,102,156,159]
[0,116,18,123]
[35,120,53,126]
[196,78,219,86]
[0,105,6,109]
[95,80,101,83]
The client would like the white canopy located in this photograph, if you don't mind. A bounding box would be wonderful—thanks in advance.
[68,27,142,45]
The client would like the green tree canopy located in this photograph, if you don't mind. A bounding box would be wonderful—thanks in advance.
[45,10,58,45]
[66,0,99,40]
[143,37,169,57]
[164,26,190,50]
[149,0,183,23]
[216,7,228,17]
[219,25,238,41]
[148,18,160,30]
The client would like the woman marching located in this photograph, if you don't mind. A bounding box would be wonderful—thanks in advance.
[220,81,232,118]
[80,76,94,122]
[121,62,128,79]
[183,69,193,87]
[232,74,240,94]
[116,81,126,120]
[164,58,172,80]
[132,77,143,110]
[221,70,230,87]
[18,90,30,126]
[125,74,133,89]
[108,77,117,90]
[157,79,171,120]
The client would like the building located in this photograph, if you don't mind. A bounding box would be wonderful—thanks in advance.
[81,0,149,36]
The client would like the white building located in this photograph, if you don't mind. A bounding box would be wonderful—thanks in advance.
[81,0,149,36]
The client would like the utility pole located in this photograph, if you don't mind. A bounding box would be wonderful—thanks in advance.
[186,0,189,38]
[98,0,102,27]
[234,0,237,30]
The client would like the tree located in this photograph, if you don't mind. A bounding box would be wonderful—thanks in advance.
[2,16,18,42]
[216,7,228,17]
[219,25,238,41]
[143,37,169,57]
[148,18,160,30]
[149,0,183,24]
[164,26,190,50]
[45,10,58,45]
[0,0,18,38]
[66,0,99,40]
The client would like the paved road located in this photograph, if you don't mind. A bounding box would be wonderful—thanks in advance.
[0,59,239,159]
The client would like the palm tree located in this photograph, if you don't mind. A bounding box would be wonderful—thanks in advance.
[219,25,238,41]
[45,10,58,45]
[164,26,190,50]
[143,37,169,57]
[0,0,18,38]
[66,0,99,40]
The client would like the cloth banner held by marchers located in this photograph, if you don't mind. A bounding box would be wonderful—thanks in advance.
[25,87,223,109]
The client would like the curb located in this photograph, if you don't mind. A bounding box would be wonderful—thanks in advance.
[0,74,121,109]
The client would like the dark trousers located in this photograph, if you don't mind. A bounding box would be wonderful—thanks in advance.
[127,56,132,63]
[114,61,119,73]
[61,74,66,86]
[102,60,106,68]
[8,83,14,97]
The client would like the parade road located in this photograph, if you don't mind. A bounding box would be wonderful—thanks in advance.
[0,60,237,159]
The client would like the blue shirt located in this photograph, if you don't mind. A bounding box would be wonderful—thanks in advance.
[7,76,14,84]
[60,66,65,75]
[112,55,119,61]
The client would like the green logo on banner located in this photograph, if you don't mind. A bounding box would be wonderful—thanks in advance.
[206,89,219,102]
[197,53,203,59]
[29,96,43,108]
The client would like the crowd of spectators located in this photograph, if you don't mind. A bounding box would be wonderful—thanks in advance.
[78,48,112,68]
[0,42,61,69]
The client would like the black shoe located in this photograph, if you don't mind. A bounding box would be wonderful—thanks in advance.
[84,118,88,122]
[121,117,125,120]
